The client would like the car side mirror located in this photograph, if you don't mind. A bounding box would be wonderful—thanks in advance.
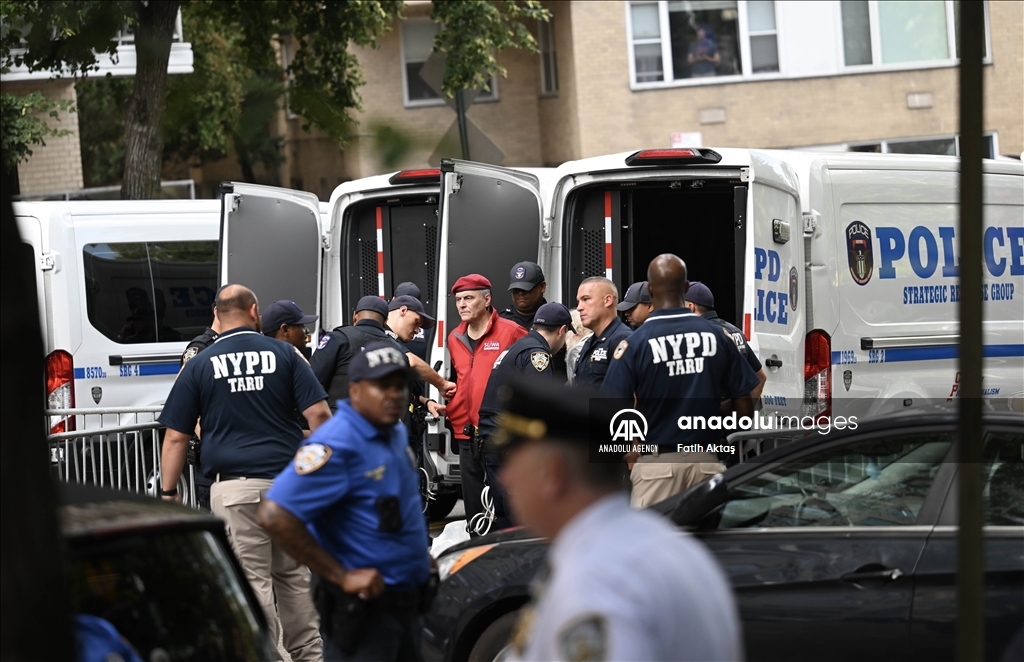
[670,474,728,527]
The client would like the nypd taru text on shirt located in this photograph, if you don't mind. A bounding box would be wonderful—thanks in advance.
[209,351,278,392]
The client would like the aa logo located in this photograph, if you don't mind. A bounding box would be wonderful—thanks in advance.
[610,409,648,442]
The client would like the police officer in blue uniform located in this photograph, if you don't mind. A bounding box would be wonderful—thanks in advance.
[393,282,429,362]
[159,284,332,662]
[573,277,632,388]
[257,343,434,662]
[476,302,572,531]
[601,255,760,507]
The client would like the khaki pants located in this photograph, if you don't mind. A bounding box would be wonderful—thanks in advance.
[211,477,322,662]
[630,452,725,508]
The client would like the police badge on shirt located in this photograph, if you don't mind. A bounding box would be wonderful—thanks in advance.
[558,615,607,662]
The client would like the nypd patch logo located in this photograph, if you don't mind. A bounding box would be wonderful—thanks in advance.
[182,346,199,364]
[530,351,551,372]
[558,615,606,662]
[91,386,102,404]
[317,334,331,350]
[612,339,628,360]
[515,266,526,280]
[846,221,873,286]
[844,369,853,391]
[294,444,332,475]
[789,266,799,310]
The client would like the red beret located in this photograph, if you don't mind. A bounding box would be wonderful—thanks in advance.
[451,274,492,294]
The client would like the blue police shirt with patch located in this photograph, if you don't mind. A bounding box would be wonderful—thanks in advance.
[573,316,632,388]
[159,327,327,477]
[600,309,760,446]
[267,401,430,589]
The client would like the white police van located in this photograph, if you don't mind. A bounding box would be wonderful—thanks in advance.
[15,200,222,434]
[426,150,1023,428]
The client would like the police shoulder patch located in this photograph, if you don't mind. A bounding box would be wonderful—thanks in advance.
[294,443,332,475]
[317,334,331,350]
[530,351,551,372]
[181,345,199,364]
[612,339,629,360]
[558,614,607,662]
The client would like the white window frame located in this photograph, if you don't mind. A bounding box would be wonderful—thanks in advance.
[626,1,784,90]
[804,131,1000,159]
[837,0,992,72]
[538,17,558,97]
[401,17,499,109]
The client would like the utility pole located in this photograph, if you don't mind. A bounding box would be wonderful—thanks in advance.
[957,2,984,660]
[455,90,471,161]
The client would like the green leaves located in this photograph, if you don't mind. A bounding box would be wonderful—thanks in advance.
[431,0,549,97]
[0,91,75,174]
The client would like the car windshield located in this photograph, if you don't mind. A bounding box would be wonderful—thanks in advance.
[68,529,266,661]
[716,434,953,528]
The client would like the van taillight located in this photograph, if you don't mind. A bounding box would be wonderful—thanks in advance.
[624,148,723,166]
[46,350,75,434]
[388,168,441,185]
[803,330,831,422]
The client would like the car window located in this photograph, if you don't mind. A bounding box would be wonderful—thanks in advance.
[83,241,217,344]
[68,530,266,661]
[712,433,953,529]
[983,430,1023,526]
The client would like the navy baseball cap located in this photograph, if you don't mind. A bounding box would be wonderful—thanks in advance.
[508,261,545,291]
[261,300,317,334]
[394,281,422,301]
[617,281,651,311]
[355,295,389,318]
[388,295,436,328]
[533,302,572,328]
[685,282,715,309]
[349,342,414,383]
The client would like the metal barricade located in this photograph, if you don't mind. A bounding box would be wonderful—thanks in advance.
[45,407,199,508]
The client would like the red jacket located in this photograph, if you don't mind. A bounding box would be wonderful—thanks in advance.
[447,308,527,439]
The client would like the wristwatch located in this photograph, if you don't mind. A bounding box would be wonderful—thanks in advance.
[159,487,178,497]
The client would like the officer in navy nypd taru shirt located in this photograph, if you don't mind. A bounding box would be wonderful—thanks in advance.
[601,255,759,507]
[258,342,433,662]
[159,284,331,662]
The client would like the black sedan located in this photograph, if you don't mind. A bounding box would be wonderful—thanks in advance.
[423,411,1023,662]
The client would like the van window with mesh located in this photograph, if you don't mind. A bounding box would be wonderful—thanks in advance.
[83,242,218,344]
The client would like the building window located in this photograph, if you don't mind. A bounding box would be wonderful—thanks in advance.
[809,133,998,159]
[628,1,780,85]
[538,18,558,95]
[840,1,988,68]
[402,19,498,107]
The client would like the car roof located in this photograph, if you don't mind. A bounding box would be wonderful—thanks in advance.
[59,484,222,539]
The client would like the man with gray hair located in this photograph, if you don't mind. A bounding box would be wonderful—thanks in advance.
[572,277,632,388]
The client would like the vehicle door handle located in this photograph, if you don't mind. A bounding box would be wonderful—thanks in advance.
[764,358,783,368]
[840,567,903,584]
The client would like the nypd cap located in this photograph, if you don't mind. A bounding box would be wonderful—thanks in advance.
[533,302,572,328]
[508,261,545,291]
[262,300,317,335]
[494,374,610,449]
[617,281,651,312]
[388,295,436,328]
[349,341,415,383]
[684,281,715,309]
[355,295,389,318]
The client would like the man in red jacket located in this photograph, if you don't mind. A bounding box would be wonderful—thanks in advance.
[447,274,527,529]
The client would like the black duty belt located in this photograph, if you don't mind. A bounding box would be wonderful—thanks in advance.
[217,473,276,481]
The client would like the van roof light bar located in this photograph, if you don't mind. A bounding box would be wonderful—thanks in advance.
[624,148,722,166]
[388,168,441,185]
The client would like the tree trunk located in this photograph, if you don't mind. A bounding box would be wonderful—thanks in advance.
[121,0,180,200]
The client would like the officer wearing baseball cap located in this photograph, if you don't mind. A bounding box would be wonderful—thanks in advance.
[263,300,318,354]
[494,376,743,662]
[392,282,429,362]
[685,281,767,402]
[474,302,573,532]
[259,342,434,661]
[500,261,548,328]
[310,296,406,411]
[617,281,653,329]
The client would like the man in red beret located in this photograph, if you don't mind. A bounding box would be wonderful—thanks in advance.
[447,274,527,530]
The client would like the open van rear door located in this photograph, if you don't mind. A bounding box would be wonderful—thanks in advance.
[746,152,805,419]
[219,183,322,326]
[427,160,544,476]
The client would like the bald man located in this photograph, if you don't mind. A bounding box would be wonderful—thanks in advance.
[573,277,632,388]
[601,255,760,507]
[159,284,331,661]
